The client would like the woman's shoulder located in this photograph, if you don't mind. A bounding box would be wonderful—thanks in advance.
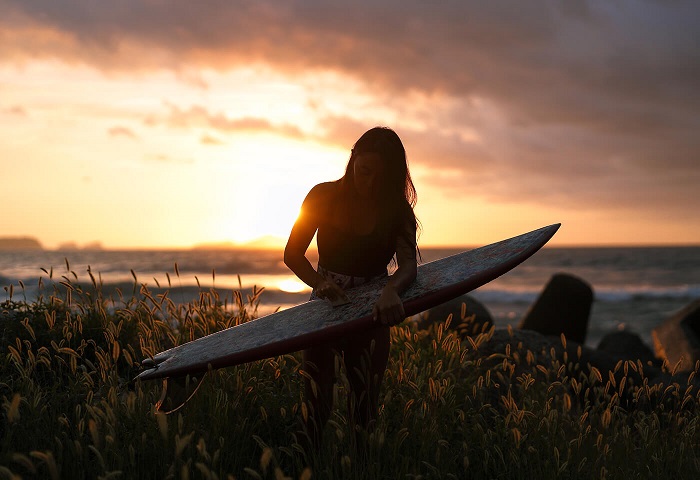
[305,181,340,205]
[300,181,341,222]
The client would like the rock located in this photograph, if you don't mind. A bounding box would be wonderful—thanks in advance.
[464,325,700,412]
[472,328,557,365]
[651,299,700,372]
[411,293,493,338]
[645,371,700,409]
[597,330,660,367]
[457,328,561,407]
[518,273,593,344]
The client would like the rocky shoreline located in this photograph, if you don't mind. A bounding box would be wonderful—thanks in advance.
[411,273,700,408]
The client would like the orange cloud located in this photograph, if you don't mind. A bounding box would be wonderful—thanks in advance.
[107,126,138,139]
[5,105,27,116]
[2,0,699,227]
[150,104,305,139]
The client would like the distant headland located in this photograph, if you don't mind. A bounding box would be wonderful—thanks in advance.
[192,235,286,250]
[0,237,104,251]
[0,236,43,251]
[56,241,104,251]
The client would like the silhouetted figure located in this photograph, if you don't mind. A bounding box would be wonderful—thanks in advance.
[284,127,419,452]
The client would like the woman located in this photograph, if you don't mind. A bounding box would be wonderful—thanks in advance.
[284,126,419,447]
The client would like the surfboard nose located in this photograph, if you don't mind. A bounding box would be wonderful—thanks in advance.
[141,358,157,369]
[138,352,172,379]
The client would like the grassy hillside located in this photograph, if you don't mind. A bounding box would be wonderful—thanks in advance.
[1,269,699,479]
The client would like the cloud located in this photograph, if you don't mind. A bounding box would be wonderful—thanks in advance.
[149,104,305,139]
[2,0,698,222]
[4,105,27,116]
[144,153,194,165]
[4,1,698,135]
[107,125,137,139]
[200,134,224,146]
[3,1,697,103]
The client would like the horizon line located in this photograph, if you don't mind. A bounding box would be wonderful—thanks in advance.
[7,242,699,253]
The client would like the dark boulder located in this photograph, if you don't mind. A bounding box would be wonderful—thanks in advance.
[519,273,593,344]
[411,293,493,338]
[651,299,700,372]
[597,330,661,368]
[465,328,675,410]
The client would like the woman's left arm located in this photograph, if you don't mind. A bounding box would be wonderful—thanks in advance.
[373,222,417,325]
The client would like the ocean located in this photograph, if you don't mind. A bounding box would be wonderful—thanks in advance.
[2,246,699,349]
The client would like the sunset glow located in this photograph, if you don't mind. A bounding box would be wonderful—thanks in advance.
[277,278,309,294]
[2,1,699,249]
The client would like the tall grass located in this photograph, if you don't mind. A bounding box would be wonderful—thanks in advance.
[1,264,699,479]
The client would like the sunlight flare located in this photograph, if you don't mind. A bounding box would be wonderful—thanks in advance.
[277,278,309,294]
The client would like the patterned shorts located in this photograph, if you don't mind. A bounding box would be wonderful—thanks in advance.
[310,264,387,300]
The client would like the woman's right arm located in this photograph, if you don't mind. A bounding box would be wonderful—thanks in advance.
[284,184,346,303]
[284,185,325,288]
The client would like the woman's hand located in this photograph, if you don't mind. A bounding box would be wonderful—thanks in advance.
[315,278,349,306]
[373,285,405,326]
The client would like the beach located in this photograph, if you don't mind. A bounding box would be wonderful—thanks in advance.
[2,245,698,348]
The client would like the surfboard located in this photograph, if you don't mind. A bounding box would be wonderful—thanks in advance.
[137,223,560,381]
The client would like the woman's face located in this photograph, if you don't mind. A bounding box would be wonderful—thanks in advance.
[353,153,383,199]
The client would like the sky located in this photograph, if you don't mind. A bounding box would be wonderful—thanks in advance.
[1,0,699,249]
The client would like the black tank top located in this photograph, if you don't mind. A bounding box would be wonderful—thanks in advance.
[317,222,395,278]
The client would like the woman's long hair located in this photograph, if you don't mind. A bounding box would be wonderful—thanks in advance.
[339,126,420,251]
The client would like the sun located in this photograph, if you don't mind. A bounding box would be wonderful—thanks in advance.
[215,135,348,245]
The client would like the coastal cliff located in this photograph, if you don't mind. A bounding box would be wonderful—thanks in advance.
[0,236,43,251]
